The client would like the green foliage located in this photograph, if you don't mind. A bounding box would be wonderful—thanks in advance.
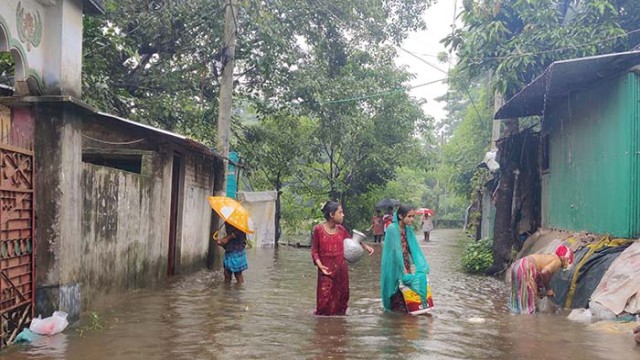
[76,311,104,337]
[461,237,493,274]
[0,52,15,87]
[439,83,493,199]
[446,0,640,97]
[82,0,439,232]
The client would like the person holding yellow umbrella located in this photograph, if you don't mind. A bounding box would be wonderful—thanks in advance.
[208,196,255,284]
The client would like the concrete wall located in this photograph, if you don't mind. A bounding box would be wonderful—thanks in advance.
[80,152,171,309]
[34,103,84,320]
[0,0,84,95]
[34,108,216,315]
[179,154,215,273]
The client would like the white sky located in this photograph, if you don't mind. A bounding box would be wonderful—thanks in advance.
[395,1,462,124]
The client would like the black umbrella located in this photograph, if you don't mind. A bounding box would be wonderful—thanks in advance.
[375,198,401,209]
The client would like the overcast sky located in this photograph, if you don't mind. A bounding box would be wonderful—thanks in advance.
[395,1,462,124]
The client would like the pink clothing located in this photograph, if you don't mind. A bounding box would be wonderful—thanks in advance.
[372,215,384,236]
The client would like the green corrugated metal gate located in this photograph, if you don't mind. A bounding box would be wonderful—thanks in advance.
[542,71,640,237]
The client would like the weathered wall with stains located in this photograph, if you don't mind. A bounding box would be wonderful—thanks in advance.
[80,151,171,309]
[178,154,215,273]
[34,103,85,320]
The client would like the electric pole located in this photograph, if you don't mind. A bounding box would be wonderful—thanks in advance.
[216,0,238,195]
[208,0,238,270]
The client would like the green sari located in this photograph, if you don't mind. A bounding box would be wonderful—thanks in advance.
[380,215,430,311]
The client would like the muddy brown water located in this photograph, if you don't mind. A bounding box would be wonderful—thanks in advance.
[4,229,639,359]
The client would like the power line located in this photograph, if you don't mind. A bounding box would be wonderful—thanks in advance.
[319,78,447,105]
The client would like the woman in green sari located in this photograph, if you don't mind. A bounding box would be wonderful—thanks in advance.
[380,205,430,312]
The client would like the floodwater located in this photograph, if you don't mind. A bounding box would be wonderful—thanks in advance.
[4,229,639,359]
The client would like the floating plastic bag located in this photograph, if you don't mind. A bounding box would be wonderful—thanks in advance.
[29,311,69,335]
[538,297,558,314]
[14,328,41,343]
[567,308,593,324]
[588,300,617,321]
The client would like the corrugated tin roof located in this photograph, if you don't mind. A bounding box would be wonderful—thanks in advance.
[494,51,640,119]
[97,112,222,160]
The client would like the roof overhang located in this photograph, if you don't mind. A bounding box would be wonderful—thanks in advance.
[96,112,222,160]
[494,51,640,120]
[0,95,220,160]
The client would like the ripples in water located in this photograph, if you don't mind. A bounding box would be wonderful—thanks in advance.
[4,229,639,360]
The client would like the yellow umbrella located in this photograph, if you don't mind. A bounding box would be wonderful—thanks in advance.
[207,196,255,236]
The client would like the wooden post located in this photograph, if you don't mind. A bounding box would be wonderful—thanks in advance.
[216,0,238,194]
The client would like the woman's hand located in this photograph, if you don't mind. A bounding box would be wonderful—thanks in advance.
[316,260,332,276]
[362,243,374,255]
[546,289,555,297]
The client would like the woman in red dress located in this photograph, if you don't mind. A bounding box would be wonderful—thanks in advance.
[311,201,374,316]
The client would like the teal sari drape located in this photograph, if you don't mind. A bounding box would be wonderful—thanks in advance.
[380,215,430,311]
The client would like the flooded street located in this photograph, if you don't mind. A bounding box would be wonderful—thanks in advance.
[5,229,639,359]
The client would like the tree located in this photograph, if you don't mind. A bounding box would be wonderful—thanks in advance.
[236,111,314,242]
[82,0,437,236]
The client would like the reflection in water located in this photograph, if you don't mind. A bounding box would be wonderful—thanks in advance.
[12,333,69,359]
[311,317,349,360]
[3,229,639,359]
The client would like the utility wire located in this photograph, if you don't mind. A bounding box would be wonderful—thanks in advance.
[319,78,447,105]
[446,0,482,127]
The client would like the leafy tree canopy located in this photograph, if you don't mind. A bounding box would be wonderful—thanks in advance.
[446,0,640,97]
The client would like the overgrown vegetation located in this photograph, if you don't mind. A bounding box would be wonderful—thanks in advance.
[461,237,494,274]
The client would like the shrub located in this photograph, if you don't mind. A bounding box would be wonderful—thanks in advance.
[461,237,494,274]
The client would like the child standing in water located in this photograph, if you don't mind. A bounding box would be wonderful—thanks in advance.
[217,223,249,284]
[311,201,374,316]
[509,244,574,314]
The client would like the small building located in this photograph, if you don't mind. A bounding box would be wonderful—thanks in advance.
[0,0,224,346]
[77,112,223,309]
[495,51,640,238]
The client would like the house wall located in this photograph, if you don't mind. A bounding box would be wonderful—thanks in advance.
[0,0,85,96]
[178,154,215,273]
[71,118,215,309]
[34,103,85,320]
[80,152,171,309]
[542,72,640,237]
